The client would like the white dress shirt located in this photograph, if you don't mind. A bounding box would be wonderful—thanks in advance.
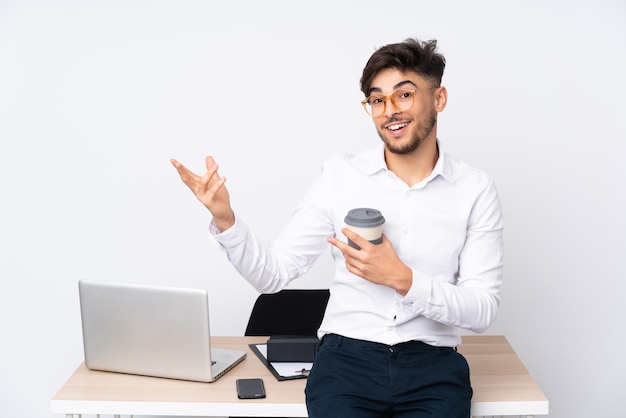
[210,141,503,347]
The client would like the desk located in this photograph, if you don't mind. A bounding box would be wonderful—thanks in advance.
[51,335,548,417]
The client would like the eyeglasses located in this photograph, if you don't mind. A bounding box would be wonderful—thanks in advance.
[360,87,437,117]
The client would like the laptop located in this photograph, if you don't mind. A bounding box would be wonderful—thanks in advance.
[78,280,246,382]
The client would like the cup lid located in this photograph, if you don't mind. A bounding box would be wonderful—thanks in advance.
[344,208,385,227]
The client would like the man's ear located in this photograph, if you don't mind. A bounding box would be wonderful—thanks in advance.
[434,86,448,112]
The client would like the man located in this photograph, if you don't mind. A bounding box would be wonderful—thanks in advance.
[171,38,503,417]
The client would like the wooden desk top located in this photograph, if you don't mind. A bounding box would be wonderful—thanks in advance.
[51,335,548,417]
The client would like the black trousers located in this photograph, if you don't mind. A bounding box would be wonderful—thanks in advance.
[305,334,472,418]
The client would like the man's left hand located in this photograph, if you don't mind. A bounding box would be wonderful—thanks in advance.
[328,229,413,296]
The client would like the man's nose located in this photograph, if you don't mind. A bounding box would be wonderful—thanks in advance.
[383,97,399,117]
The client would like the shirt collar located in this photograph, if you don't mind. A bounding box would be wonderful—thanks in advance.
[366,141,455,184]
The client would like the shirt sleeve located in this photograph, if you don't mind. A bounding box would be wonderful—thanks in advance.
[400,178,504,333]
[209,176,335,294]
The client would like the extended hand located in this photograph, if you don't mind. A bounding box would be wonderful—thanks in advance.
[328,229,413,295]
[170,156,235,231]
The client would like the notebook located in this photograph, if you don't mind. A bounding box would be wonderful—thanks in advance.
[78,280,246,382]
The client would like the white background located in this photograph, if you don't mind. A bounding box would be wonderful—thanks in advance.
[1,1,625,417]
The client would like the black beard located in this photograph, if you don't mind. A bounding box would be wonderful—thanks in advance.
[378,109,437,155]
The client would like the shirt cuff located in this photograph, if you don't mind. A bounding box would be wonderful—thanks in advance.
[208,216,247,248]
[395,267,432,312]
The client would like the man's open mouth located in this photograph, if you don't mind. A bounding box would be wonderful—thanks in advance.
[386,121,410,132]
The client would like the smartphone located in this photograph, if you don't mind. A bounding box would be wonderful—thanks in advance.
[236,378,266,399]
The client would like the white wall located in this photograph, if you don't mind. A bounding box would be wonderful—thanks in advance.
[1,1,624,417]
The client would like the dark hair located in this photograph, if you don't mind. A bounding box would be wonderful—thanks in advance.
[360,38,446,95]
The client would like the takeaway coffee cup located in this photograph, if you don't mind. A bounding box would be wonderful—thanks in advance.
[344,208,385,250]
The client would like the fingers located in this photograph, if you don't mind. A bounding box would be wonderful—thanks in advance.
[170,158,186,174]
[200,158,228,195]
[328,228,371,252]
[171,156,234,227]
[170,158,197,181]
[342,228,371,250]
[204,156,217,169]
[327,235,350,252]
[328,229,369,269]
[170,159,203,197]
[170,157,218,176]
[171,157,222,190]
[199,168,227,197]
[328,228,385,272]
[329,235,367,279]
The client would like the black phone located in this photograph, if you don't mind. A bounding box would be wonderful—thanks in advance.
[236,378,266,399]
